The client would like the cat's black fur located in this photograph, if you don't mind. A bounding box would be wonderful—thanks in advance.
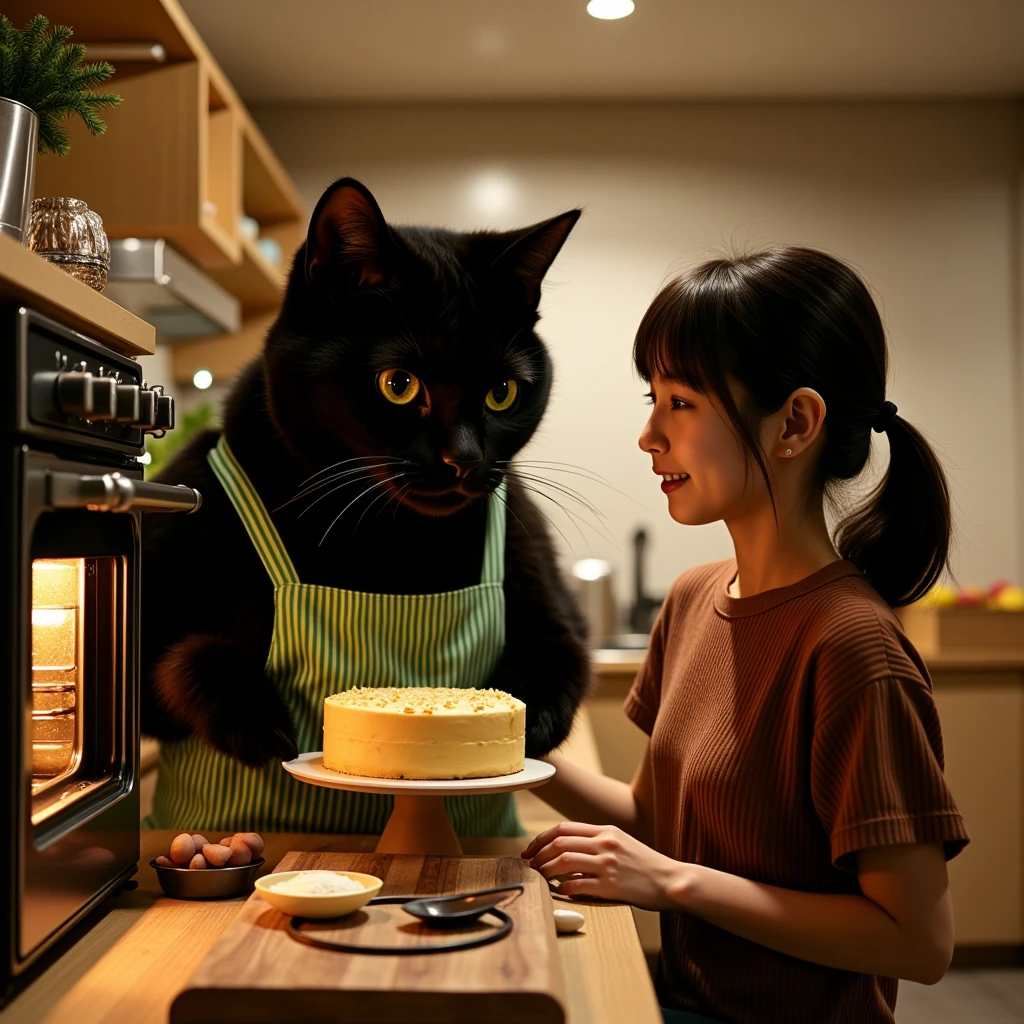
[141,178,591,767]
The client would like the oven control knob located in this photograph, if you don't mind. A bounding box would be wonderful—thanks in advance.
[54,370,93,418]
[136,388,158,429]
[152,394,175,432]
[85,375,117,421]
[114,383,141,423]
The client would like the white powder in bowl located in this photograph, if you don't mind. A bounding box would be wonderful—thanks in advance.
[268,871,366,896]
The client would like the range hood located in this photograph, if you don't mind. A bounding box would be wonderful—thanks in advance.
[104,238,241,339]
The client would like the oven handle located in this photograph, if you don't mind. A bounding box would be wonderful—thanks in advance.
[35,470,202,514]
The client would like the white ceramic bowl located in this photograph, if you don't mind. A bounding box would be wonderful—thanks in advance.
[254,870,383,918]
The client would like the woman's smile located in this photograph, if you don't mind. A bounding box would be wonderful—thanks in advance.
[658,471,690,494]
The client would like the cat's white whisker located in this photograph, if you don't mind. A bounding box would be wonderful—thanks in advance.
[282,461,412,514]
[318,473,410,547]
[297,454,405,490]
[507,471,608,520]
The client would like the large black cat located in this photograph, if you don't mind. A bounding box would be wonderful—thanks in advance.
[141,178,590,766]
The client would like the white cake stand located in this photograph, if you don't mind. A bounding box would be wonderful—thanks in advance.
[281,753,556,856]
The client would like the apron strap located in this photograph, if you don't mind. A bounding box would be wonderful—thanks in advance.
[207,435,300,587]
[480,478,507,585]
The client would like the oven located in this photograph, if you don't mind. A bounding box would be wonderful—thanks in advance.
[1,307,200,1003]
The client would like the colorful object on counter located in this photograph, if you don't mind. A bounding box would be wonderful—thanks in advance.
[25,197,110,291]
[149,435,521,838]
[918,581,1024,611]
[323,686,526,780]
[255,869,382,919]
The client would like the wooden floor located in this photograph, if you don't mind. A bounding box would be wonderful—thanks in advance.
[897,970,1024,1022]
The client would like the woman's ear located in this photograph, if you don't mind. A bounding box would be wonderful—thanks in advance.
[778,387,827,457]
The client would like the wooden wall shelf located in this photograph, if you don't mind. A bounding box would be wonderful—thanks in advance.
[8,0,306,355]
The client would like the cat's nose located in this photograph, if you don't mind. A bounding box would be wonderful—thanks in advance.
[441,453,482,479]
[441,427,483,479]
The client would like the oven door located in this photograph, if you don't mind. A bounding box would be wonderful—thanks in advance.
[14,447,199,963]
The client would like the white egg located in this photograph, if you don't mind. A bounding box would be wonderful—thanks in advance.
[553,908,585,934]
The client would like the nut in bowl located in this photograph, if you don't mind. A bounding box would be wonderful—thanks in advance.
[255,870,383,918]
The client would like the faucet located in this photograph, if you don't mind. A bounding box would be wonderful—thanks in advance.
[628,527,663,634]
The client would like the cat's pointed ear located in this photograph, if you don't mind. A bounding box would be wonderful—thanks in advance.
[493,210,581,308]
[305,178,396,287]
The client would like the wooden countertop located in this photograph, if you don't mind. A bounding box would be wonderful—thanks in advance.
[0,234,155,355]
[1,830,661,1024]
[592,648,1024,678]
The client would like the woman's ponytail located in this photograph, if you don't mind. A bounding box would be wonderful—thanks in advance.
[835,413,952,607]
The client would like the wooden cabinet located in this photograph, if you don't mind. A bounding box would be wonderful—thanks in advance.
[932,668,1024,950]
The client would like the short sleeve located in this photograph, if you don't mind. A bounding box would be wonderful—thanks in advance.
[810,676,969,872]
[623,602,668,735]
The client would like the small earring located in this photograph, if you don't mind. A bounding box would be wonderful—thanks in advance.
[785,448,793,455]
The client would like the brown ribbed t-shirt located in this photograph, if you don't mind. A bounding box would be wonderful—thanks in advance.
[625,559,969,1024]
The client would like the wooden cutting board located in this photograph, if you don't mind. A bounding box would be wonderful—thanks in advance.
[171,851,567,1024]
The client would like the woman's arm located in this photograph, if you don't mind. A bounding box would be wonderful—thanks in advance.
[534,744,656,844]
[522,825,954,985]
[673,842,954,984]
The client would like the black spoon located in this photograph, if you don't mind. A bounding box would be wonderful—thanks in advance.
[401,884,525,928]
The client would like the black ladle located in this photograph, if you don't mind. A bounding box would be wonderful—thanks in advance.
[402,883,525,928]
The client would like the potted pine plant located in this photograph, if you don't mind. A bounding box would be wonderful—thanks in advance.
[0,14,121,241]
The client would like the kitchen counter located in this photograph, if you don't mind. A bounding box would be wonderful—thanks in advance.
[1,830,662,1024]
[592,647,1024,684]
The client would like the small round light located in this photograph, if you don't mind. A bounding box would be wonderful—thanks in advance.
[193,369,213,390]
[573,558,611,582]
[122,237,141,252]
[138,451,152,465]
[586,0,635,20]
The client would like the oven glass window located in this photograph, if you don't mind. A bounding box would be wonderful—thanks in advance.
[29,551,124,827]
[31,558,84,788]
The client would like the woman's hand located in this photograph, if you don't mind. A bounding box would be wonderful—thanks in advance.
[521,821,684,910]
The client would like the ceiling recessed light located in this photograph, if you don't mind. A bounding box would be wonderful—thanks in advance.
[587,0,635,20]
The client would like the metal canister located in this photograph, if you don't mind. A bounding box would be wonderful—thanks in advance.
[571,558,617,645]
[0,97,39,242]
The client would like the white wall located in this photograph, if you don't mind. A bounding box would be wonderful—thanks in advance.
[252,101,1021,613]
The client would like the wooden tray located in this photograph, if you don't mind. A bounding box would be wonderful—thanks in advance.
[171,851,566,1024]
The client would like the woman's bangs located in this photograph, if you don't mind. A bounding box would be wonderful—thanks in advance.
[632,278,721,393]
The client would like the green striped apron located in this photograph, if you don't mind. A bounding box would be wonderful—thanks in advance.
[146,435,523,837]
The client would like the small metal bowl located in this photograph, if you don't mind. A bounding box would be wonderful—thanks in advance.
[150,857,265,900]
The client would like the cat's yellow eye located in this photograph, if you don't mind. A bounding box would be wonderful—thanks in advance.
[378,368,421,405]
[485,379,518,412]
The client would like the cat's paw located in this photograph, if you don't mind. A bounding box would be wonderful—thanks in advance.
[152,633,298,767]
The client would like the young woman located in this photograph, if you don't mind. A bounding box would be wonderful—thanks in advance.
[523,247,969,1024]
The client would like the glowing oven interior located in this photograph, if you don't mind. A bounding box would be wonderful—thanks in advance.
[28,550,124,828]
[31,558,85,791]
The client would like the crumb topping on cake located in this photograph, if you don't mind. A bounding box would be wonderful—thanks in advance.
[326,686,524,714]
